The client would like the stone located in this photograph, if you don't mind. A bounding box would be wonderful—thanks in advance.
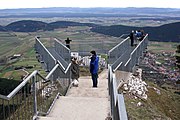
[137,102,142,107]
[121,68,148,100]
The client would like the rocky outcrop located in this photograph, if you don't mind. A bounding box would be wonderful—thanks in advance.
[119,68,148,100]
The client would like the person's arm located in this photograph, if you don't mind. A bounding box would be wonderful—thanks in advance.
[71,64,76,74]
[90,57,95,73]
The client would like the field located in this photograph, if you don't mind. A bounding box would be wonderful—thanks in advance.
[0,17,179,120]
[148,41,179,53]
[0,25,122,81]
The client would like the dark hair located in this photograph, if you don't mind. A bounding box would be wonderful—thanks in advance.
[90,50,96,55]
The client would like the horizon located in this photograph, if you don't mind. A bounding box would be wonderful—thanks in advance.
[0,0,180,9]
[1,6,180,10]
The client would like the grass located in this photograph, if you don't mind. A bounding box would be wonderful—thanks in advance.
[148,82,180,120]
[0,32,46,79]
[125,41,180,120]
[125,80,180,120]
[148,41,179,53]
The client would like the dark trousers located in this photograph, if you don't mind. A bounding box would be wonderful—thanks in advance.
[131,38,134,46]
[66,44,70,49]
[91,73,98,87]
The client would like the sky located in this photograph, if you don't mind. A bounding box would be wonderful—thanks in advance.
[0,0,179,9]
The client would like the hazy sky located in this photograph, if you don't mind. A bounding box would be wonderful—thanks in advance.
[0,0,179,9]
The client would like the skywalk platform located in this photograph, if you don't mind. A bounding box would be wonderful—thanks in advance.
[39,69,110,120]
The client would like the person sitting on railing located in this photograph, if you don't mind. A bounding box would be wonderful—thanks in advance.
[90,50,99,88]
[71,57,80,87]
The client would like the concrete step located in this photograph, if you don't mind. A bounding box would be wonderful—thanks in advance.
[39,96,109,120]
[38,69,110,120]
[67,77,108,98]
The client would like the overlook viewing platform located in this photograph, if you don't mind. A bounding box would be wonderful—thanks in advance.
[0,34,148,120]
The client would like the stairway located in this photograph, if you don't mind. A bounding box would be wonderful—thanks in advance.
[39,69,110,120]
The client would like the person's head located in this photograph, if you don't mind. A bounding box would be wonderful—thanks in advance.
[90,50,96,56]
[71,57,77,63]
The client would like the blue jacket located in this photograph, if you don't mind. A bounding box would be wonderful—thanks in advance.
[90,55,99,74]
[135,32,142,37]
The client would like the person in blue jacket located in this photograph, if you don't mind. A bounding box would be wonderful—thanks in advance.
[90,50,99,87]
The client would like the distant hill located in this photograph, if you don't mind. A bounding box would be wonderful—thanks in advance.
[5,20,48,32]
[2,20,99,32]
[144,22,180,42]
[0,20,180,42]
[0,25,6,31]
[91,22,180,42]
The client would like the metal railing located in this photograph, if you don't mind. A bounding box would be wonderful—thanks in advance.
[56,38,123,56]
[109,34,148,72]
[108,65,128,120]
[0,69,57,120]
[35,38,56,71]
[107,34,148,120]
[35,37,71,80]
[54,38,71,64]
[0,37,72,120]
[124,34,148,72]
[108,37,130,65]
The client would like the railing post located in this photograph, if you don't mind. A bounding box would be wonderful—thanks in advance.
[32,75,38,118]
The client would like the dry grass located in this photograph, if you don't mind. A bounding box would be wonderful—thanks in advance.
[124,80,180,120]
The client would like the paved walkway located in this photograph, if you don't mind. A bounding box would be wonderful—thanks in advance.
[39,69,110,120]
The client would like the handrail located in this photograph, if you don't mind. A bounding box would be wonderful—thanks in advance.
[35,36,71,81]
[130,34,148,56]
[0,37,72,120]
[108,65,128,120]
[35,37,56,61]
[0,70,38,100]
[57,60,72,74]
[44,61,72,82]
[108,37,129,53]
[64,62,72,74]
[108,34,148,119]
[124,34,148,67]
[45,64,60,80]
[0,64,62,101]
[113,62,122,72]
[0,60,70,119]
[54,38,70,51]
